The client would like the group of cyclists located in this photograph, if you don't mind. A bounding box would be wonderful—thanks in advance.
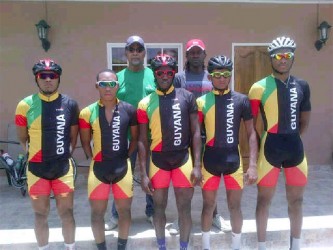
[14,35,311,250]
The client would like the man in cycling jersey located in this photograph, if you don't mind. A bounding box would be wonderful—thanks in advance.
[105,35,155,231]
[171,38,231,235]
[248,36,311,250]
[15,59,79,250]
[79,69,137,250]
[198,55,258,250]
[137,54,202,250]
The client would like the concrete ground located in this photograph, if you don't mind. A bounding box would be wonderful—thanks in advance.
[0,165,332,250]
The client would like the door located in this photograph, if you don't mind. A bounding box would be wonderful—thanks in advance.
[234,46,271,172]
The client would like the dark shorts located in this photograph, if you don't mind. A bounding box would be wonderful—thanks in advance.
[151,149,189,171]
[264,133,304,168]
[93,158,128,184]
[203,146,240,176]
[28,159,69,180]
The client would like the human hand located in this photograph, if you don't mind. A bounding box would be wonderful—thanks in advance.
[190,166,203,186]
[244,166,258,185]
[141,175,154,195]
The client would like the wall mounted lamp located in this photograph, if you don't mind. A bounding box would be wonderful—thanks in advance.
[35,19,51,52]
[314,21,331,51]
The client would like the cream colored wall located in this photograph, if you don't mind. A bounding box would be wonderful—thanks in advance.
[0,2,332,164]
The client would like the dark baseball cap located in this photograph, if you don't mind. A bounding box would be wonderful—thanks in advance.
[125,35,145,48]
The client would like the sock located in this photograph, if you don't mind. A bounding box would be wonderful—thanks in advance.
[96,241,107,250]
[157,238,166,250]
[38,244,50,250]
[231,232,241,250]
[180,240,188,250]
[290,237,301,250]
[64,242,76,250]
[202,231,210,250]
[258,242,266,250]
[117,238,128,250]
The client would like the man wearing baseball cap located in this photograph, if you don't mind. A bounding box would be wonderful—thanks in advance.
[170,38,232,235]
[105,35,156,231]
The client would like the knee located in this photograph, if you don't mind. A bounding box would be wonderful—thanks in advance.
[257,195,272,209]
[288,196,303,208]
[228,201,241,213]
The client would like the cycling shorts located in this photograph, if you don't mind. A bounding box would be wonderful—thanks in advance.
[27,158,75,196]
[202,146,243,191]
[88,158,133,200]
[150,149,193,189]
[257,132,308,187]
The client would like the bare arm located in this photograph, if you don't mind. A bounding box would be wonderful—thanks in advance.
[16,126,28,153]
[79,128,93,159]
[244,119,258,185]
[138,123,153,194]
[70,125,79,155]
[190,112,202,186]
[299,111,311,136]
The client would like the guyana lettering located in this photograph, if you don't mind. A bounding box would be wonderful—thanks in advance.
[112,115,120,151]
[172,103,182,146]
[226,103,234,144]
[56,114,65,154]
[290,88,297,130]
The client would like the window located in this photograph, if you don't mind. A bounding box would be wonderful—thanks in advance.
[107,43,183,73]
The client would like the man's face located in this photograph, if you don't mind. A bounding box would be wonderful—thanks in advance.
[186,46,206,67]
[125,43,146,67]
[96,72,119,101]
[36,70,60,95]
[208,69,232,91]
[270,48,294,74]
[154,66,175,91]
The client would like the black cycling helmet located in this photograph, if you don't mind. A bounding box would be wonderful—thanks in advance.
[207,55,233,73]
[267,36,296,54]
[150,54,177,71]
[32,59,62,76]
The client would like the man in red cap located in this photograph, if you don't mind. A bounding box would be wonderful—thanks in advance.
[170,39,232,235]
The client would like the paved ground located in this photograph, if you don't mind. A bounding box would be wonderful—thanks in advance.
[0,165,332,250]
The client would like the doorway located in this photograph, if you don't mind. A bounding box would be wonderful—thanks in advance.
[232,44,271,172]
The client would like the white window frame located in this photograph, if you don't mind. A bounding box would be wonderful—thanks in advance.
[107,43,183,72]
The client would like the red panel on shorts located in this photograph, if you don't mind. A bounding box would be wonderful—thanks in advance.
[224,174,241,190]
[90,183,109,200]
[258,167,280,187]
[112,183,129,199]
[284,167,307,186]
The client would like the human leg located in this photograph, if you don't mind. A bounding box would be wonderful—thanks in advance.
[201,189,217,250]
[31,195,51,247]
[285,165,307,250]
[256,186,276,242]
[90,199,108,244]
[174,187,194,243]
[153,188,169,238]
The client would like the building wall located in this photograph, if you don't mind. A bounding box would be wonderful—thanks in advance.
[0,2,332,164]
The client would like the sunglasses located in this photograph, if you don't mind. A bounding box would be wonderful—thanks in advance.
[96,81,118,88]
[37,72,59,80]
[270,52,294,60]
[210,71,232,79]
[127,47,145,53]
[155,70,176,78]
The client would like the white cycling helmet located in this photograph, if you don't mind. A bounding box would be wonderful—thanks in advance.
[267,36,296,54]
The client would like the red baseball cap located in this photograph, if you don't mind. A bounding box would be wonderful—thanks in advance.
[186,39,206,51]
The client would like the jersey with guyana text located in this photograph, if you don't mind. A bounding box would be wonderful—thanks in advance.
[15,92,79,162]
[79,100,137,161]
[197,89,253,148]
[248,75,311,134]
[137,86,197,152]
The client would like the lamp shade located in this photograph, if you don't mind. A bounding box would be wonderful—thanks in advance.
[318,21,331,43]
[35,19,50,40]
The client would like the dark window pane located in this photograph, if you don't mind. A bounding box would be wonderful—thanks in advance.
[112,48,126,64]
[112,65,127,73]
